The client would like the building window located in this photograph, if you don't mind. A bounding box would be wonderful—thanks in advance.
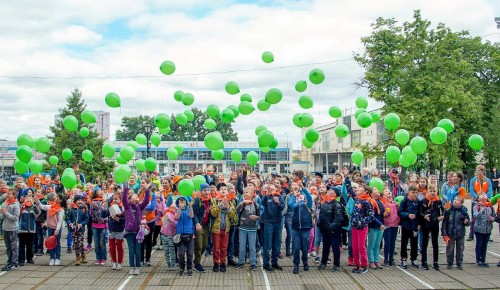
[378,123,388,143]
[351,130,361,147]
[322,133,330,152]
[343,116,351,131]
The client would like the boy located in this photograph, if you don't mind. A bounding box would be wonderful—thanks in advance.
[441,196,469,270]
[235,188,260,270]
[192,183,212,273]
[419,185,444,270]
[210,183,235,273]
[1,188,21,271]
[175,196,195,276]
[398,185,420,269]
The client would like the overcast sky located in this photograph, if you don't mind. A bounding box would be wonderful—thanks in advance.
[0,0,498,149]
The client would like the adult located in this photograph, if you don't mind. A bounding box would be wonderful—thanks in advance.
[261,184,285,272]
[468,165,493,241]
[362,168,371,184]
[317,188,344,272]
[388,168,405,198]
[490,167,500,195]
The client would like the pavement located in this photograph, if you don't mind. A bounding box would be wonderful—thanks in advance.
[1,201,500,289]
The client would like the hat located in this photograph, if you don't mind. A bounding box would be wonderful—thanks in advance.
[315,172,324,179]
[391,168,399,174]
[200,183,210,191]
[216,183,227,191]
[172,176,183,184]
[152,171,158,176]
[334,171,343,178]
[73,195,83,203]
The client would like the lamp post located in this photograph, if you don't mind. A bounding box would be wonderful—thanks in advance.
[143,122,152,158]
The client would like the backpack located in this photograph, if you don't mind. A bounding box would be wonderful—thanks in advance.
[238,202,259,226]
[90,201,107,224]
[339,202,349,227]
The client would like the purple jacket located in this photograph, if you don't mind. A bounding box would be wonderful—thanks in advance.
[123,187,150,233]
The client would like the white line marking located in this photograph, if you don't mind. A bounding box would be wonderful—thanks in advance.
[259,256,272,290]
[117,275,133,290]
[487,251,500,258]
[0,271,6,277]
[379,255,434,289]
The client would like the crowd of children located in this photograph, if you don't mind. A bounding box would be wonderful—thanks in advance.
[1,163,500,277]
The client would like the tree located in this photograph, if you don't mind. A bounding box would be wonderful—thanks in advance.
[115,108,239,142]
[45,89,114,182]
[354,10,500,171]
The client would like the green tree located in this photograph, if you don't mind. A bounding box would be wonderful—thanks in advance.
[115,108,239,141]
[354,10,500,171]
[45,89,114,182]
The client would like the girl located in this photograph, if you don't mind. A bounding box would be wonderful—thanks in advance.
[153,193,166,250]
[66,195,89,266]
[473,194,495,267]
[367,187,385,270]
[36,193,65,266]
[313,184,328,264]
[123,183,151,275]
[18,189,40,266]
[317,188,343,272]
[417,177,428,201]
[351,185,374,274]
[236,187,260,270]
[90,187,108,265]
[139,180,157,267]
[102,193,125,270]
[161,203,177,271]
[307,186,318,257]
[382,189,399,266]
[175,196,195,276]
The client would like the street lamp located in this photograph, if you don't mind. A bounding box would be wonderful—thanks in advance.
[143,122,152,158]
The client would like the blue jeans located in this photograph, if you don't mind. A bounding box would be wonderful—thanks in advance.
[92,228,108,260]
[475,232,491,264]
[47,228,62,260]
[292,228,310,266]
[125,233,142,267]
[263,222,281,266]
[383,227,398,263]
[314,224,323,248]
[35,222,47,253]
[367,228,383,263]
[238,229,257,266]
[228,225,237,260]
[284,223,292,255]
[66,222,73,249]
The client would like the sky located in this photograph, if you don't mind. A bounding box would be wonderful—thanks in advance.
[0,0,498,149]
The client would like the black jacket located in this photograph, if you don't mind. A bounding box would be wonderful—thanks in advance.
[317,200,343,235]
[418,198,444,230]
[398,195,419,230]
[441,206,470,239]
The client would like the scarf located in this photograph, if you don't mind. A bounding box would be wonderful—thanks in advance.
[0,187,8,194]
[321,195,337,204]
[370,198,381,214]
[198,193,212,202]
[53,180,61,185]
[379,196,389,207]
[23,200,33,208]
[419,187,427,194]
[70,202,79,209]
[426,194,440,207]
[474,179,489,195]
[48,201,62,217]
[479,200,493,208]
[4,198,18,206]
[215,194,229,201]
[227,193,237,201]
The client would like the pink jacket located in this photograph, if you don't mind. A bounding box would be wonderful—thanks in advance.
[155,197,167,226]
[384,201,400,227]
[160,212,177,236]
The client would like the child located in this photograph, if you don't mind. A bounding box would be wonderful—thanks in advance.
[192,183,212,273]
[139,180,157,267]
[226,183,239,267]
[382,189,400,266]
[66,195,89,266]
[473,194,495,267]
[367,187,385,270]
[441,196,469,270]
[0,180,9,241]
[90,187,109,265]
[153,193,166,251]
[288,183,313,274]
[18,190,40,266]
[36,192,65,266]
[175,196,195,276]
[398,185,420,269]
[103,193,125,270]
[236,187,260,271]
[351,185,374,274]
[1,188,20,271]
[161,203,178,271]
[418,184,444,270]
[34,189,47,256]
[317,188,344,272]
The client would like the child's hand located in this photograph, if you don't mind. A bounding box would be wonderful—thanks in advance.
[438,216,444,221]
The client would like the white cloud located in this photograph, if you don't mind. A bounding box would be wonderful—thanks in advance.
[49,25,102,45]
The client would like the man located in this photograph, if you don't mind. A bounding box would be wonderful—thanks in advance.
[314,172,324,188]
[261,184,285,272]
[467,165,493,241]
[73,163,86,186]
[192,183,212,273]
[490,167,500,195]
[388,168,405,198]
[362,168,371,184]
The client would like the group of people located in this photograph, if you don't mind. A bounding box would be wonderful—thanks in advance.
[1,162,499,277]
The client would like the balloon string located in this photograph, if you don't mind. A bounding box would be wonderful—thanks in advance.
[449,132,454,169]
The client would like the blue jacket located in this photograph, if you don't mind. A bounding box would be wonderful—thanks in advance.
[368,199,384,229]
[288,188,313,230]
[102,206,125,233]
[261,194,285,223]
[18,205,40,233]
[175,198,194,235]
[469,177,493,199]
[398,195,419,230]
[65,206,90,233]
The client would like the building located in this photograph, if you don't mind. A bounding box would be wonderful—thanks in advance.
[92,111,110,141]
[301,108,390,176]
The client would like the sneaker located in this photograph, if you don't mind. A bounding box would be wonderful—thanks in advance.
[310,251,316,257]
[422,262,429,270]
[220,264,226,272]
[116,264,122,271]
[318,264,326,270]
[497,261,500,267]
[411,260,420,268]
[228,259,237,266]
[27,260,34,264]
[303,264,309,271]
[293,265,299,274]
[479,262,489,268]
[457,264,463,270]
[278,252,284,259]
[433,262,440,271]
[18,262,25,267]
[327,258,332,265]
[129,268,135,275]
[250,265,257,271]
[263,265,273,272]
[2,264,17,271]
[49,259,55,266]
[447,264,453,269]
[67,248,72,254]
[179,269,185,276]
[213,264,220,272]
[358,267,368,274]
[100,259,107,266]
[158,245,163,250]
[348,257,354,266]
[36,251,43,256]
[55,259,61,266]
[95,260,101,265]
[235,264,245,269]
[194,264,206,273]
[331,266,340,272]
[112,263,117,270]
[352,267,360,273]
[389,261,394,266]
[154,245,160,250]
[466,237,473,241]
[383,261,390,267]
[401,260,408,269]
[369,262,377,270]
[272,263,283,271]
[84,244,93,251]
[375,262,383,270]
[314,257,320,264]
[145,260,152,267]
[187,269,193,276]
[134,267,140,275]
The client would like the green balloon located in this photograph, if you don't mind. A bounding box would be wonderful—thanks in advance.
[16,145,32,163]
[354,108,366,119]
[206,104,220,119]
[176,113,188,126]
[269,137,278,149]
[204,119,217,130]
[299,113,314,128]
[82,149,93,162]
[81,110,96,124]
[79,127,90,138]
[438,119,454,134]
[225,82,240,95]
[178,179,195,197]
[159,60,176,75]
[102,143,116,158]
[355,96,368,109]
[395,195,404,205]
[158,127,171,134]
[127,141,138,151]
[181,93,195,106]
[174,90,184,102]
[120,146,135,161]
[335,124,349,138]
[295,80,307,93]
[262,51,274,63]
[384,113,400,131]
[35,137,51,153]
[258,130,274,147]
[329,106,342,118]
[429,127,447,145]
[309,68,325,85]
[240,94,252,103]
[155,113,171,129]
[221,109,235,123]
[136,134,147,145]
[371,112,381,123]
[105,92,121,108]
[402,146,417,164]
[49,155,59,165]
[302,137,313,148]
[399,155,411,168]
[145,157,157,172]
[193,175,206,190]
[305,128,319,143]
[227,105,240,118]
[238,101,255,115]
[14,159,29,174]
[184,110,194,122]
[292,113,302,128]
[116,155,127,165]
[63,168,75,175]
[17,134,34,148]
[410,137,427,154]
[257,99,271,111]
[385,146,401,164]
[61,172,77,189]
[63,115,79,132]
[211,149,225,160]
[135,159,146,172]
[369,177,384,193]
[30,160,43,174]
[468,134,484,151]
[298,95,313,109]
[231,149,242,163]
[114,164,132,183]
[395,129,410,146]
[246,151,259,166]
[174,144,184,155]
[265,88,282,105]
[167,147,179,160]
[260,146,270,153]
[356,112,372,128]
[204,132,224,151]
[255,125,267,136]
[351,150,364,166]
[150,133,162,147]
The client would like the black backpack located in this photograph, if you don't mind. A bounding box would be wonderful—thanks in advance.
[339,203,349,227]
